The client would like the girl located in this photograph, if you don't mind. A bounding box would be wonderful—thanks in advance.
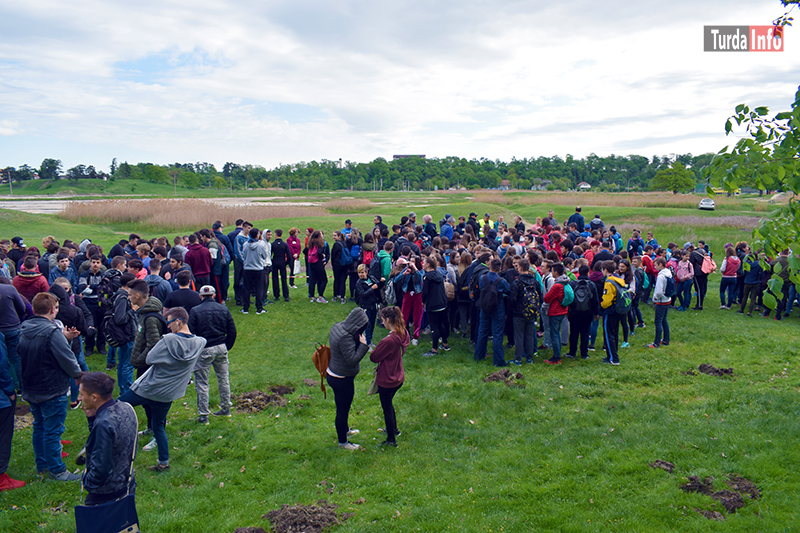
[287,227,301,289]
[369,306,409,447]
[303,230,329,303]
[675,252,695,311]
[421,256,450,357]
[331,231,349,304]
[393,257,424,346]
[617,259,636,348]
[719,246,740,309]
[354,264,380,347]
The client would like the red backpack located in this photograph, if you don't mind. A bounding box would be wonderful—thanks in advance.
[362,249,374,266]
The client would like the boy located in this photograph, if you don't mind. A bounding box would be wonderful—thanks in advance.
[600,261,624,365]
[354,264,381,347]
[646,257,672,348]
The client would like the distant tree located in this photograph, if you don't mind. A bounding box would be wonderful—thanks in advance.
[213,176,228,189]
[39,158,62,180]
[650,163,695,194]
[16,164,35,181]
[180,171,200,189]
[116,161,132,181]
[144,164,169,184]
[66,165,86,184]
[110,157,117,177]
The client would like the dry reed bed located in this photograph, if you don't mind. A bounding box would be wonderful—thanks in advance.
[473,192,738,208]
[61,199,327,229]
[322,198,374,211]
[654,215,761,229]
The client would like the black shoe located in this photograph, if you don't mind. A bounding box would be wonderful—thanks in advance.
[581,355,590,360]
[265,299,275,304]
[378,427,401,436]
[284,298,290,302]
[379,440,398,447]
[588,345,595,351]
[565,353,576,359]
[526,358,533,364]
[737,309,744,314]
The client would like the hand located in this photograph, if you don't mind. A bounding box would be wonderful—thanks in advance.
[380,277,385,282]
[359,333,367,345]
[8,394,14,401]
[164,272,171,280]
[371,284,378,290]
[64,326,81,340]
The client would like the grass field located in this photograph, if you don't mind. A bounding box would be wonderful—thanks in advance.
[1,192,797,533]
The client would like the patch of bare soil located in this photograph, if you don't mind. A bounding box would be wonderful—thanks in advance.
[649,460,675,473]
[681,476,714,495]
[726,475,760,499]
[711,489,745,513]
[233,528,269,533]
[14,402,33,431]
[15,403,30,416]
[698,364,733,377]
[483,368,523,387]
[233,386,294,413]
[695,508,725,521]
[303,378,319,387]
[262,500,353,533]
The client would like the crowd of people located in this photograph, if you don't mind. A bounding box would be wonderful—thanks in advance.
[0,206,796,493]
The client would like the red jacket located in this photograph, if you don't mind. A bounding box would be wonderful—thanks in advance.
[13,270,49,302]
[544,279,570,316]
[369,330,409,388]
[642,255,656,275]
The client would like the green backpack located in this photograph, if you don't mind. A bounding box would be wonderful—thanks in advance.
[560,281,575,307]
[608,279,632,315]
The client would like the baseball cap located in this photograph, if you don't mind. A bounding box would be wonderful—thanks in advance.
[469,212,477,217]
[345,219,352,225]
[199,285,216,296]
[408,212,416,218]
[11,237,23,246]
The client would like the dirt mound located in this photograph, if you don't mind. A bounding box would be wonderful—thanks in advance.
[680,369,697,376]
[271,385,295,396]
[711,489,745,513]
[681,476,714,495]
[233,388,292,413]
[303,378,319,387]
[698,364,733,377]
[234,528,269,533]
[483,368,523,386]
[262,500,353,533]
[695,508,725,521]
[726,475,760,499]
[649,460,675,473]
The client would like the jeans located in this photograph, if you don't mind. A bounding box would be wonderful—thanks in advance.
[364,307,377,345]
[119,390,172,464]
[719,277,737,307]
[548,314,565,360]
[86,302,106,354]
[2,328,21,392]
[589,316,599,346]
[0,396,15,475]
[474,307,506,366]
[193,344,231,416]
[69,341,90,402]
[29,393,69,473]
[786,284,798,315]
[540,312,551,348]
[677,279,693,309]
[629,298,643,326]
[326,374,355,444]
[653,304,670,346]
[512,316,537,361]
[378,383,402,443]
[117,341,134,396]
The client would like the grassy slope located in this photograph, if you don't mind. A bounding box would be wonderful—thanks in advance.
[1,197,797,533]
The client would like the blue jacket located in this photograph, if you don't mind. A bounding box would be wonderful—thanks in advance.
[48,265,79,290]
[743,257,763,284]
[478,271,511,312]
[393,267,423,294]
[440,223,454,241]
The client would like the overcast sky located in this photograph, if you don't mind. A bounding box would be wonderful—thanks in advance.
[0,0,796,172]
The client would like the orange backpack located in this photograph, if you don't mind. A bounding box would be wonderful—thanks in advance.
[312,343,331,398]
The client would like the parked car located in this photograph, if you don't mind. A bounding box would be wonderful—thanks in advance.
[698,198,716,210]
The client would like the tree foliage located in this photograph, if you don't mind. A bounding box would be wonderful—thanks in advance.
[39,158,62,180]
[650,162,695,193]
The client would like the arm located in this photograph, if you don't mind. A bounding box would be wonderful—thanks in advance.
[225,311,237,350]
[144,316,162,354]
[81,422,114,491]
[52,330,82,378]
[653,273,666,300]
[601,281,615,309]
[369,335,396,363]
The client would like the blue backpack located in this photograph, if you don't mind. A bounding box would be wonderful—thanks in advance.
[338,243,353,267]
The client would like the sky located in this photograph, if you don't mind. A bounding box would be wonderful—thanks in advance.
[0,0,797,172]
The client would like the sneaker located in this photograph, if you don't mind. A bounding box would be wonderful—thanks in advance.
[340,297,346,304]
[588,345,595,351]
[526,358,533,364]
[70,399,82,410]
[148,463,170,472]
[422,350,437,357]
[197,415,209,424]
[75,447,86,466]
[284,298,290,302]
[143,438,158,451]
[346,429,360,437]
[50,470,81,481]
[747,313,752,317]
[256,310,267,315]
[544,358,561,365]
[644,343,659,349]
[636,323,646,328]
[610,361,620,366]
[581,355,590,360]
[620,342,630,348]
[265,299,275,304]
[241,309,249,314]
[0,472,26,491]
[317,297,328,304]
[338,442,363,451]
[310,297,316,303]
[290,285,299,289]
[378,427,401,436]
[411,339,418,346]
[139,428,154,437]
[105,363,116,371]
[440,343,451,352]
[660,341,670,346]
[719,305,727,310]
[421,327,432,335]
[600,358,611,364]
[379,440,398,447]
[509,359,522,366]
[736,309,744,314]
[460,332,469,339]
[212,408,232,417]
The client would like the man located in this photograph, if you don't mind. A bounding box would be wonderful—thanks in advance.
[19,292,82,480]
[341,220,353,237]
[566,264,600,360]
[78,372,137,505]
[261,229,274,304]
[508,259,541,365]
[473,259,510,367]
[407,212,417,226]
[189,286,237,423]
[123,234,140,256]
[184,234,212,289]
[479,213,494,237]
[271,229,291,302]
[513,215,525,234]
[0,280,27,392]
[771,249,792,320]
[212,222,232,302]
[241,227,268,315]
[7,237,26,266]
[466,212,481,236]
[466,252,491,344]
[440,217,454,241]
[144,260,172,303]
[591,241,614,269]
[567,207,585,232]
[164,250,194,290]
[163,270,202,316]
[600,261,624,365]
[646,257,672,349]
[539,261,554,350]
[0,334,24,491]
[422,215,438,240]
[108,273,137,395]
[233,221,253,306]
[372,216,387,235]
[589,214,605,232]
[48,253,79,289]
[79,255,107,355]
[13,255,49,302]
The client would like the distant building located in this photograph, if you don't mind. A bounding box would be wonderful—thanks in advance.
[499,179,510,190]
[578,182,591,191]
[392,155,426,160]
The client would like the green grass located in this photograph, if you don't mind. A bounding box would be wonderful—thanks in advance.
[1,195,798,532]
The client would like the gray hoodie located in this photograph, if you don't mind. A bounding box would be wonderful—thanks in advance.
[130,333,206,402]
[242,239,268,271]
[328,308,369,377]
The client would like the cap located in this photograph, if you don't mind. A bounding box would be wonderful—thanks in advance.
[469,212,477,217]
[212,222,221,230]
[11,237,23,246]
[408,212,416,218]
[484,213,490,217]
[199,285,216,296]
[445,213,451,219]
[345,219,352,225]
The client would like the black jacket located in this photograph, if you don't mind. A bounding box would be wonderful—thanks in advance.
[271,238,290,268]
[50,284,88,354]
[509,273,542,317]
[20,316,81,403]
[82,399,138,497]
[689,250,707,277]
[355,278,380,309]
[421,269,448,312]
[111,288,136,343]
[188,297,237,350]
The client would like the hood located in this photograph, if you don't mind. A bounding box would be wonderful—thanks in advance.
[341,307,368,335]
[362,242,375,251]
[48,283,70,304]
[17,269,43,279]
[20,316,56,340]
[80,239,91,253]
[425,269,443,283]
[139,296,163,314]
[589,271,604,282]
[163,333,206,361]
[244,240,262,250]
[395,329,411,349]
[189,243,205,251]
[659,268,673,278]
[518,273,538,286]
[377,250,391,259]
[555,274,570,284]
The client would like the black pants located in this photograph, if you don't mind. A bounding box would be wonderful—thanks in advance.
[308,262,327,298]
[775,282,792,319]
[349,271,359,299]
[735,274,745,303]
[602,312,620,363]
[693,274,708,308]
[326,374,355,444]
[195,276,210,290]
[272,264,289,299]
[740,283,760,314]
[288,257,297,287]
[568,312,593,358]
[0,397,15,475]
[428,309,449,350]
[86,302,106,354]
[242,269,265,312]
[470,302,480,342]
[378,383,402,443]
[260,266,272,302]
[332,265,348,299]
[233,258,244,305]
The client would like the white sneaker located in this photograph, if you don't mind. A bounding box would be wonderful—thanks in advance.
[347,429,360,437]
[411,338,418,346]
[142,438,158,451]
[338,442,362,451]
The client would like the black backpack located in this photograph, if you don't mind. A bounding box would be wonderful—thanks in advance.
[571,279,592,312]
[663,274,676,298]
[97,271,120,312]
[477,275,502,315]
[368,254,383,283]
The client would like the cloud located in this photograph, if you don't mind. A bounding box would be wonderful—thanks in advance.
[0,120,20,136]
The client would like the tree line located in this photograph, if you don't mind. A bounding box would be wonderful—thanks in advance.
[0,153,714,193]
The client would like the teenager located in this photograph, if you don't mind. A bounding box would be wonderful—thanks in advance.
[646,257,672,348]
[421,256,450,357]
[599,261,624,365]
[369,306,409,447]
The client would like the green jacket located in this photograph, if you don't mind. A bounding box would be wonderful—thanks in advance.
[377,250,393,280]
[130,296,164,369]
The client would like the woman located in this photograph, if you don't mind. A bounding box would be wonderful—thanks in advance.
[119,307,206,471]
[369,306,409,447]
[421,256,449,357]
[719,246,740,309]
[675,252,695,311]
[330,231,350,304]
[287,227,302,289]
[303,230,329,303]
[347,229,363,300]
[327,308,369,451]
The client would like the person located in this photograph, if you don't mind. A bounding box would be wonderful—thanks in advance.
[599,261,624,365]
[508,259,541,365]
[304,230,329,303]
[688,245,708,310]
[19,292,82,480]
[212,222,233,302]
[49,282,90,408]
[77,372,138,505]
[232,221,253,306]
[78,255,108,356]
[48,253,79,289]
[393,257,424,345]
[0,334,24,491]
[769,249,792,320]
[260,229,274,304]
[369,306,409,447]
[162,270,201,316]
[719,246,740,309]
[119,307,206,472]
[13,254,49,303]
[566,264,599,360]
[473,258,510,367]
[108,272,138,396]
[738,251,763,316]
[646,257,672,348]
[674,251,694,311]
[326,308,369,451]
[354,264,380,348]
[567,207,584,232]
[270,229,291,302]
[184,234,212,289]
[287,228,302,289]
[0,279,27,393]
[241,228,269,314]
[189,286,237,424]
[331,231,350,304]
[421,256,450,357]
[543,263,570,365]
[144,259,173,303]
